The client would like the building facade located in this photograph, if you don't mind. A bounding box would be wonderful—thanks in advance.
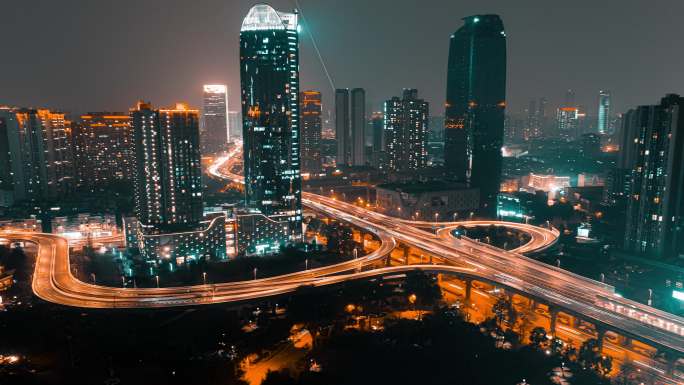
[557,107,579,141]
[0,107,73,206]
[201,84,229,154]
[335,88,350,166]
[444,15,506,217]
[72,113,133,188]
[300,90,322,173]
[240,4,303,244]
[376,181,479,221]
[598,90,611,135]
[384,89,429,173]
[350,88,366,166]
[622,94,684,259]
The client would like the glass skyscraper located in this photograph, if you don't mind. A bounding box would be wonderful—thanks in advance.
[444,15,506,217]
[239,4,302,243]
[598,90,611,135]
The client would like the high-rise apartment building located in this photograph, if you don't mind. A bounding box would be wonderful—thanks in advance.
[201,84,229,153]
[0,107,73,206]
[598,90,611,135]
[300,90,322,173]
[240,4,302,245]
[72,113,133,188]
[444,15,506,216]
[350,88,366,166]
[557,107,579,141]
[335,88,350,166]
[384,89,429,173]
[131,101,225,261]
[131,101,203,230]
[621,94,684,259]
[369,111,385,169]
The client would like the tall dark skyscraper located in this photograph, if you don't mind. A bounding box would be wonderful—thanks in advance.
[300,90,322,173]
[384,89,429,173]
[201,84,229,153]
[335,88,350,166]
[621,94,684,259]
[350,88,366,166]
[131,102,203,230]
[444,15,506,216]
[240,4,302,243]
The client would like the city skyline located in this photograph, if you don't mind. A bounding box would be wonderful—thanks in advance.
[2,0,684,118]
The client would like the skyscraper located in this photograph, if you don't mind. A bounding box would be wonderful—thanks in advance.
[384,89,429,173]
[300,90,322,173]
[240,4,302,243]
[131,101,203,230]
[351,88,366,166]
[228,111,241,140]
[557,107,579,141]
[598,90,611,135]
[370,111,385,169]
[0,107,73,206]
[335,88,350,166]
[622,94,684,259]
[444,14,506,216]
[201,84,229,153]
[72,112,133,188]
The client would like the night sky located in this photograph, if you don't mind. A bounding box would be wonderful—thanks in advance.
[2,0,684,118]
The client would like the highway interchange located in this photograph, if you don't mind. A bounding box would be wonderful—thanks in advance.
[2,142,684,382]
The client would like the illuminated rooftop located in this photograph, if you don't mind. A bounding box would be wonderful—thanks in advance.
[241,4,297,32]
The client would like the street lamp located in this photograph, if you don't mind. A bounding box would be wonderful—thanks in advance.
[305,258,309,270]
[121,276,125,288]
[155,275,160,288]
[203,271,207,285]
[253,267,258,281]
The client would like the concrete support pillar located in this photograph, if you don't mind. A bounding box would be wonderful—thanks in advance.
[620,335,632,348]
[572,316,581,329]
[596,328,606,353]
[464,279,472,302]
[403,247,410,265]
[665,354,676,376]
[550,308,558,337]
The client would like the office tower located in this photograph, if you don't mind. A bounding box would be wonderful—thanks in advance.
[350,88,366,166]
[335,89,350,166]
[384,89,429,173]
[228,111,241,139]
[240,4,302,244]
[598,90,611,135]
[444,14,506,216]
[622,94,684,259]
[300,90,322,173]
[131,101,203,229]
[201,84,229,153]
[0,107,73,206]
[72,113,133,188]
[557,107,579,141]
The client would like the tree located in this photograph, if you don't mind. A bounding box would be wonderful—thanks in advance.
[529,326,548,349]
[578,338,602,370]
[492,296,518,329]
[403,270,442,309]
